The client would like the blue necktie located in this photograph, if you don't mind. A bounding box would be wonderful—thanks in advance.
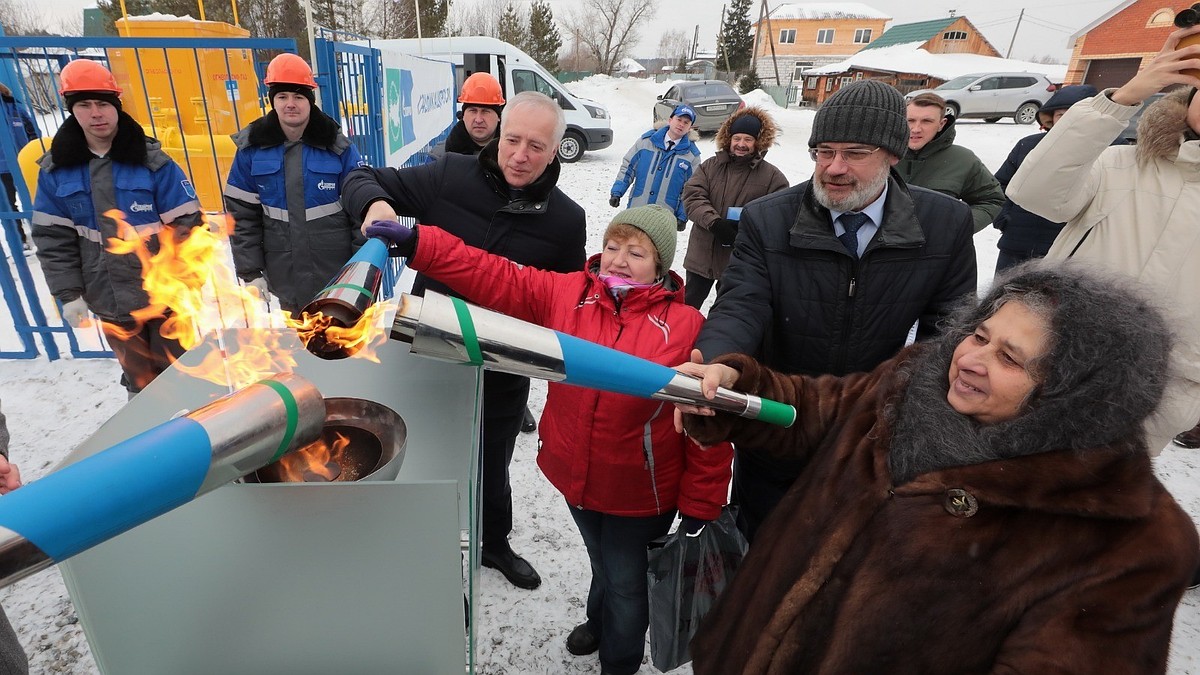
[838,212,870,259]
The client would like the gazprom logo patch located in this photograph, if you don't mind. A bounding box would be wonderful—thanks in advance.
[129,201,154,213]
[180,179,196,199]
[317,180,337,191]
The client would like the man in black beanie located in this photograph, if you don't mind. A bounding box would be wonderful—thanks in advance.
[224,53,367,314]
[690,79,978,542]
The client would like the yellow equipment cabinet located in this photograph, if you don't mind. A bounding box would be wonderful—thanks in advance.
[106,18,266,212]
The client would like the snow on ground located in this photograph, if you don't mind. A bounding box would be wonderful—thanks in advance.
[1,74,1198,673]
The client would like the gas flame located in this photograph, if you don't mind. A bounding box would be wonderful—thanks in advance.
[284,301,394,364]
[100,209,390,390]
[277,431,351,482]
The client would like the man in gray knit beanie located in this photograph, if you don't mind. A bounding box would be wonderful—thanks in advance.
[690,77,978,543]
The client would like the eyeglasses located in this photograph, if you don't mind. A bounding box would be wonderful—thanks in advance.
[808,146,883,165]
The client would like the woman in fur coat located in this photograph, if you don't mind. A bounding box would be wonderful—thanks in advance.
[675,263,1199,674]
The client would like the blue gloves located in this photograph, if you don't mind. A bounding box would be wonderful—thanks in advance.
[365,220,417,258]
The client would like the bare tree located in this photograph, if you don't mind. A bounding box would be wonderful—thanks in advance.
[563,0,655,76]
[450,0,508,37]
[657,29,690,62]
[2,0,63,34]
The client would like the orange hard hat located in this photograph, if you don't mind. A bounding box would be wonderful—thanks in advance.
[459,72,505,107]
[264,53,317,89]
[58,59,122,96]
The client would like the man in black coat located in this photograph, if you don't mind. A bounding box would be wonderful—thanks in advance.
[342,92,586,589]
[693,80,977,543]
[992,85,1098,275]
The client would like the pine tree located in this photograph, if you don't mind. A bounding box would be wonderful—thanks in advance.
[527,0,562,74]
[497,4,525,49]
[716,0,754,74]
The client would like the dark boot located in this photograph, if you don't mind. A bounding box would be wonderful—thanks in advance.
[1189,563,1200,591]
[1173,420,1200,449]
[565,622,600,655]
[481,541,541,589]
[521,406,537,433]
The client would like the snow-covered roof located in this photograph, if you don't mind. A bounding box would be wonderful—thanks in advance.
[124,13,199,21]
[763,2,890,21]
[616,58,645,73]
[807,43,1068,81]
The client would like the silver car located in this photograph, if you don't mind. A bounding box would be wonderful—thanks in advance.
[653,80,744,133]
[907,72,1058,124]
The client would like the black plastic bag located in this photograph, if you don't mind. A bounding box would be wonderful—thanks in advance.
[646,507,748,671]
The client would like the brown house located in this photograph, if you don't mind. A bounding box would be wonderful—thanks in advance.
[801,16,1002,105]
[750,2,890,85]
[1065,0,1182,88]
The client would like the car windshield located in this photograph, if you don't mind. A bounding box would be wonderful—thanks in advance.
[936,75,980,90]
[684,83,737,99]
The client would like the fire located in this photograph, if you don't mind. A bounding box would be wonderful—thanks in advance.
[100,209,391,390]
[284,301,394,364]
[276,431,350,482]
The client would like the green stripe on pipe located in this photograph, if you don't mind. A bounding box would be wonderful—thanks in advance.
[451,297,484,366]
[259,379,300,461]
[320,283,372,297]
[755,398,797,428]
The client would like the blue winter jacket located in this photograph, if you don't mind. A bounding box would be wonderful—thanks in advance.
[0,93,39,176]
[31,112,202,323]
[224,108,366,312]
[610,126,700,222]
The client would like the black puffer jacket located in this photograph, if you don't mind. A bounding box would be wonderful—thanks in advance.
[993,132,1063,256]
[696,173,976,376]
[695,173,976,539]
[341,141,587,426]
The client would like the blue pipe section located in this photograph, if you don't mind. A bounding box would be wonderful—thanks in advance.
[346,237,390,268]
[0,418,212,560]
[557,332,675,398]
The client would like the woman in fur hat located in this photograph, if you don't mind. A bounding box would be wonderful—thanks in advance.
[1007,25,1200,456]
[681,106,788,310]
[675,262,1199,674]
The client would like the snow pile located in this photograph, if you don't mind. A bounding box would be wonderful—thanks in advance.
[766,2,891,20]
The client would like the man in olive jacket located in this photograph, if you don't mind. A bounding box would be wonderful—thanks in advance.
[342,92,586,590]
[896,92,1004,233]
[694,80,977,543]
[681,106,788,309]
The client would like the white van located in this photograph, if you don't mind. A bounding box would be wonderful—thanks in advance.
[371,36,612,162]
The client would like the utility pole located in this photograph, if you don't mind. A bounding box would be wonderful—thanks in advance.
[718,4,732,73]
[1006,9,1024,59]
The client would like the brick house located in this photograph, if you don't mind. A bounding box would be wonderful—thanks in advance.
[1065,0,1182,88]
[801,16,1003,105]
[750,2,890,85]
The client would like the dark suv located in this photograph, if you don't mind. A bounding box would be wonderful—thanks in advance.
[907,72,1058,124]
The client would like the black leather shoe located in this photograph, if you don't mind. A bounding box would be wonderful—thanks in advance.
[566,622,600,656]
[1189,564,1200,591]
[1174,421,1200,449]
[482,544,542,589]
[521,406,537,433]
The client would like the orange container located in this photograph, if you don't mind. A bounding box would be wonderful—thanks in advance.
[1180,32,1200,80]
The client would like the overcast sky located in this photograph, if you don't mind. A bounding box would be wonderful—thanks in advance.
[40,0,1122,63]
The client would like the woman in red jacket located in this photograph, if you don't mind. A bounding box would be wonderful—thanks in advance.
[367,204,731,675]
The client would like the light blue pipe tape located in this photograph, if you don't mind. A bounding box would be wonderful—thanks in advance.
[346,237,390,267]
[557,332,676,397]
[0,418,212,561]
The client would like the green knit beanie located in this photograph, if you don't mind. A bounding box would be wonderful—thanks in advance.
[608,204,678,272]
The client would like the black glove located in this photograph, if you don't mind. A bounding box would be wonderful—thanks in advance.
[711,218,739,246]
[681,516,710,537]
[677,218,687,232]
[609,196,621,208]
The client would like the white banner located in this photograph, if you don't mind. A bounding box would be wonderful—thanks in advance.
[377,51,457,167]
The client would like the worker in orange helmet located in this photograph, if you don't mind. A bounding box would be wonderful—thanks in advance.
[31,59,203,399]
[224,52,367,314]
[432,71,506,158]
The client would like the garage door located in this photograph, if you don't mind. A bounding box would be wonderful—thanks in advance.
[1083,58,1142,89]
